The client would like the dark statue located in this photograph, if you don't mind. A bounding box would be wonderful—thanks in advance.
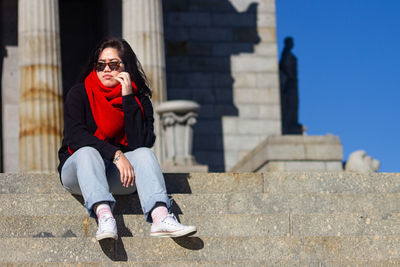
[279,37,303,134]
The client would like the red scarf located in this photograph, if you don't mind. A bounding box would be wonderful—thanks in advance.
[68,70,144,155]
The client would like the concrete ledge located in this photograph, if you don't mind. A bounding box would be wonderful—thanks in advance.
[230,134,343,172]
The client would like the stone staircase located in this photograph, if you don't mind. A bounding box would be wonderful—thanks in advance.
[0,172,400,265]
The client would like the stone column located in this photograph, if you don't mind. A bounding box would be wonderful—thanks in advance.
[122,0,167,161]
[156,101,208,173]
[18,0,63,172]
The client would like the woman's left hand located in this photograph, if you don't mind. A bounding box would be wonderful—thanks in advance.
[115,72,132,96]
[114,151,135,188]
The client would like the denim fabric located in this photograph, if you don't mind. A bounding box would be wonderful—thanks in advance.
[61,146,171,222]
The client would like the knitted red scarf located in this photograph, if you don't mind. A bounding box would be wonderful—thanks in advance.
[84,70,138,146]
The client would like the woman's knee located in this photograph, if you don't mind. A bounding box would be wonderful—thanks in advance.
[74,146,102,161]
[125,147,156,164]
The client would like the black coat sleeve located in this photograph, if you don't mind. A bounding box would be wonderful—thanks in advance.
[63,85,119,160]
[122,93,156,150]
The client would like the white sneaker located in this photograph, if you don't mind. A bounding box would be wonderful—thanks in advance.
[150,214,197,238]
[96,216,118,241]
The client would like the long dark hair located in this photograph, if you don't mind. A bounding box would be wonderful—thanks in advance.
[79,38,152,97]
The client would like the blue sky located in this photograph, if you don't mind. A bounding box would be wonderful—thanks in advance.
[275,1,400,172]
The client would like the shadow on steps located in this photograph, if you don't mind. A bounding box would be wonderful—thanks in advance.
[98,235,204,261]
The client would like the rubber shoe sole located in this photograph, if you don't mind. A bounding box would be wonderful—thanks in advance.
[150,226,197,238]
[96,232,118,241]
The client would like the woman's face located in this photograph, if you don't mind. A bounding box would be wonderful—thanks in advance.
[96,47,124,88]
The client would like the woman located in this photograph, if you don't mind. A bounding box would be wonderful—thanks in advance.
[58,38,196,241]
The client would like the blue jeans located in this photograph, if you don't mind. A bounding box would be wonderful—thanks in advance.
[61,146,171,222]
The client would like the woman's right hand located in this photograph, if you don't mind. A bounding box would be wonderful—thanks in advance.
[114,150,135,187]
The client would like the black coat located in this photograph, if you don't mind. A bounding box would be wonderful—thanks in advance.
[58,83,156,174]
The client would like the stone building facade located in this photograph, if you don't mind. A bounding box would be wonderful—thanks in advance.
[0,0,280,172]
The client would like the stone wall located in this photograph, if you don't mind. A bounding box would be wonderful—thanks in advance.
[163,0,280,171]
[0,0,280,172]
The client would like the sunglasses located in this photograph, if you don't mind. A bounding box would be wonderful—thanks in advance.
[95,61,122,71]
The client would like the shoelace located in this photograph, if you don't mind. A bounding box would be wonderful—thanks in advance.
[161,214,180,226]
[99,216,115,229]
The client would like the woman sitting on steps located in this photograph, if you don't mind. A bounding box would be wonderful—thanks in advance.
[57,38,196,241]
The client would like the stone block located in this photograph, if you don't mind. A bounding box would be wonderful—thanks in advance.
[257,12,276,27]
[232,27,261,42]
[258,104,281,119]
[222,117,238,133]
[213,43,255,56]
[230,135,343,172]
[214,88,234,104]
[3,137,18,173]
[188,42,213,56]
[197,104,215,118]
[214,104,238,116]
[258,0,276,13]
[166,73,189,88]
[224,152,239,171]
[257,27,277,42]
[164,172,264,195]
[168,12,212,26]
[265,135,343,161]
[305,144,343,160]
[324,261,400,267]
[233,73,257,88]
[190,28,233,41]
[192,88,216,104]
[234,88,280,104]
[189,0,233,12]
[3,105,18,138]
[257,72,279,88]
[187,73,213,88]
[264,172,400,194]
[267,144,305,160]
[326,161,343,171]
[1,46,19,104]
[237,119,278,135]
[231,54,278,73]
[193,135,223,150]
[229,0,276,13]
[163,0,189,12]
[189,57,230,72]
[164,27,189,41]
[213,73,235,87]
[236,103,273,119]
[283,161,327,171]
[255,42,278,56]
[166,56,190,71]
[224,135,262,151]
[237,104,260,119]
[166,41,189,56]
[265,160,343,172]
[167,88,193,100]
[166,191,400,215]
[212,13,256,27]
[292,213,400,237]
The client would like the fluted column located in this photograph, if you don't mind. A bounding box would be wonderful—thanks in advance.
[123,0,167,161]
[18,0,63,172]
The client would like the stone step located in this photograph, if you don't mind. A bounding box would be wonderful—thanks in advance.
[1,213,399,239]
[0,236,399,262]
[0,261,321,267]
[1,192,399,216]
[0,173,263,194]
[2,261,400,267]
[265,172,400,194]
[2,172,399,195]
[0,214,288,238]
